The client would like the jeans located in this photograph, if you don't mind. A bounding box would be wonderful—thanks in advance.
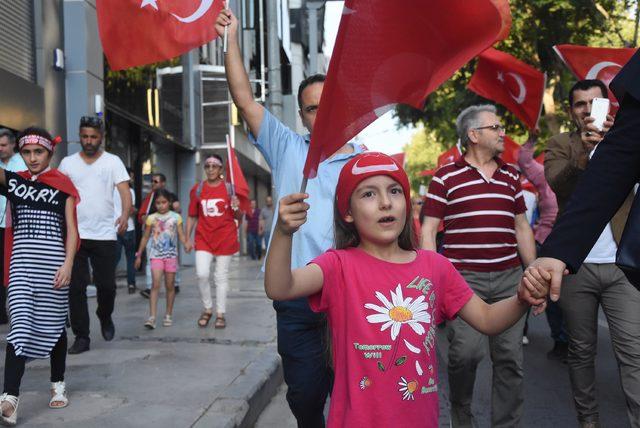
[69,239,117,340]
[115,230,136,286]
[276,299,333,428]
[3,331,66,396]
[247,231,262,260]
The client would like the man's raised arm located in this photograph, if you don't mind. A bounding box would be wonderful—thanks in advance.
[216,8,264,137]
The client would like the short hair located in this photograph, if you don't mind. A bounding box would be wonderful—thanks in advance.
[456,104,497,149]
[568,79,608,107]
[79,115,104,133]
[0,128,16,146]
[152,173,167,182]
[297,74,326,108]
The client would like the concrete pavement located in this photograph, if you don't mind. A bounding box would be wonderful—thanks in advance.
[0,256,282,428]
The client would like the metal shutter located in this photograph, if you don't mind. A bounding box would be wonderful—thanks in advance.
[0,1,34,82]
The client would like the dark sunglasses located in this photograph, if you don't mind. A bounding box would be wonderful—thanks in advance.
[80,116,103,128]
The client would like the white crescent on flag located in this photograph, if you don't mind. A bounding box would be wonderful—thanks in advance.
[171,0,215,23]
[585,61,622,80]
[506,72,526,104]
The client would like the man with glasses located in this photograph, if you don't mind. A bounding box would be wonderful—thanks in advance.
[0,129,26,324]
[59,116,132,354]
[138,173,181,298]
[421,104,536,427]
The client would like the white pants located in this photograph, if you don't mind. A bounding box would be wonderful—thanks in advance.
[195,251,231,313]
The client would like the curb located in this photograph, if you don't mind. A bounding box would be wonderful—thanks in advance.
[192,346,283,428]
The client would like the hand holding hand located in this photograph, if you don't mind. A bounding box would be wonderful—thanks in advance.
[184,241,193,253]
[527,257,568,302]
[277,193,309,235]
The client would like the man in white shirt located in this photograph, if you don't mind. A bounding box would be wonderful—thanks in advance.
[0,129,26,324]
[59,116,132,354]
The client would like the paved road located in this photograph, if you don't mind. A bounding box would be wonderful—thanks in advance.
[257,308,630,427]
[0,257,280,428]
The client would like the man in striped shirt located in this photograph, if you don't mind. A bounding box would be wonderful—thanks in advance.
[422,104,536,428]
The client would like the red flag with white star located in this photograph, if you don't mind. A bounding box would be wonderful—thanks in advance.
[97,0,224,70]
[553,44,637,112]
[468,48,546,129]
[302,0,512,179]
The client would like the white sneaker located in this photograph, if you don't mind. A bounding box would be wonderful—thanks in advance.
[86,285,97,298]
[522,335,530,346]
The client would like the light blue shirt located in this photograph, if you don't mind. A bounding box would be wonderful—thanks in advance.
[0,154,27,228]
[250,109,364,269]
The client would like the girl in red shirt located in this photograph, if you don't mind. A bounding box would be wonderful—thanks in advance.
[186,155,243,329]
[265,152,549,427]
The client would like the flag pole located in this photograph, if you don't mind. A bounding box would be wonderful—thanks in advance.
[223,0,229,53]
[299,177,308,195]
[226,134,236,196]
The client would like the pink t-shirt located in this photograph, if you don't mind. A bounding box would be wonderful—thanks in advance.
[309,248,474,428]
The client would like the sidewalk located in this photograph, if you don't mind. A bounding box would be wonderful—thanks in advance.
[0,256,282,428]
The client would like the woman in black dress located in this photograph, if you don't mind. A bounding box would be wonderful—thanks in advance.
[0,127,79,426]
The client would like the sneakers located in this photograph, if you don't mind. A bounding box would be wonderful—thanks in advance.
[127,284,137,294]
[163,315,173,327]
[68,337,90,355]
[99,316,115,341]
[144,317,156,329]
[139,289,150,299]
[547,341,568,363]
[522,335,530,346]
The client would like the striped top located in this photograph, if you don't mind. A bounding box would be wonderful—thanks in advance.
[424,156,526,272]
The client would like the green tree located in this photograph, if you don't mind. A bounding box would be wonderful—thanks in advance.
[397,0,637,178]
[403,128,446,192]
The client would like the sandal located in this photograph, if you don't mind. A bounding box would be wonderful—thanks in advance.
[144,317,156,330]
[0,393,19,425]
[163,315,173,327]
[49,381,68,409]
[214,316,226,329]
[197,311,213,328]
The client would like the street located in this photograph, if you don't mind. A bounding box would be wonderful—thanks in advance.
[0,256,630,427]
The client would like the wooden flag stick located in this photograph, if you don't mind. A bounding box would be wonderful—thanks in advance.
[223,1,229,53]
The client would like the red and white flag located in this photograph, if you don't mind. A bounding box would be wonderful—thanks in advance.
[302,0,512,178]
[468,48,545,129]
[225,140,251,214]
[97,0,224,70]
[553,44,638,111]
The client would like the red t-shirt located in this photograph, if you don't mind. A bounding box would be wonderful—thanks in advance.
[309,248,473,428]
[188,181,239,255]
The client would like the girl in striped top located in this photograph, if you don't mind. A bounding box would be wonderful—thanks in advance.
[0,127,79,426]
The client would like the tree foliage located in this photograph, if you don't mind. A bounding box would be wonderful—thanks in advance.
[399,0,638,180]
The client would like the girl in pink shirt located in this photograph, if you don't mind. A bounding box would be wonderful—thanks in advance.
[265,152,548,427]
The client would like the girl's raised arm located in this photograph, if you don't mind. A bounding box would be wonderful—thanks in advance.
[265,193,323,301]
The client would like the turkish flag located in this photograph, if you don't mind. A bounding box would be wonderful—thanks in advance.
[418,144,462,177]
[553,44,638,112]
[302,0,512,178]
[500,136,521,165]
[468,48,545,129]
[225,143,251,214]
[97,0,224,70]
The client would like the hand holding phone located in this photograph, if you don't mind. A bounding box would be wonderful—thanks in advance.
[590,97,610,132]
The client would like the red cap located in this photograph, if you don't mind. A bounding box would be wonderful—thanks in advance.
[336,152,411,220]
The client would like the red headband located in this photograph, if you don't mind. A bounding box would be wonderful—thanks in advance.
[336,152,411,220]
[18,134,61,152]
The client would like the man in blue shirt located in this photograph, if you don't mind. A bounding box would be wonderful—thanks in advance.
[0,129,27,324]
[217,10,364,427]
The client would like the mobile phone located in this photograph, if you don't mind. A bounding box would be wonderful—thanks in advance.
[590,97,610,132]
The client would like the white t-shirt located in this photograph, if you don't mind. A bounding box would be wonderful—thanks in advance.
[114,188,135,232]
[59,151,130,240]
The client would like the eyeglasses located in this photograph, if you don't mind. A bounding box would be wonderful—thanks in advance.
[474,124,506,132]
[80,116,103,128]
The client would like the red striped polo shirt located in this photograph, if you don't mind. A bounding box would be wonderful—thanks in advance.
[423,156,526,272]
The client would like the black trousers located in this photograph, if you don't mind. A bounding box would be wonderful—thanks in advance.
[3,331,67,396]
[69,239,117,340]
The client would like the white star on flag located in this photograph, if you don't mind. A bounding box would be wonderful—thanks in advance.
[140,0,159,10]
[497,71,505,83]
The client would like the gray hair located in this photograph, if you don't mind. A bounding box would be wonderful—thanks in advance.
[0,128,15,146]
[456,104,497,150]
